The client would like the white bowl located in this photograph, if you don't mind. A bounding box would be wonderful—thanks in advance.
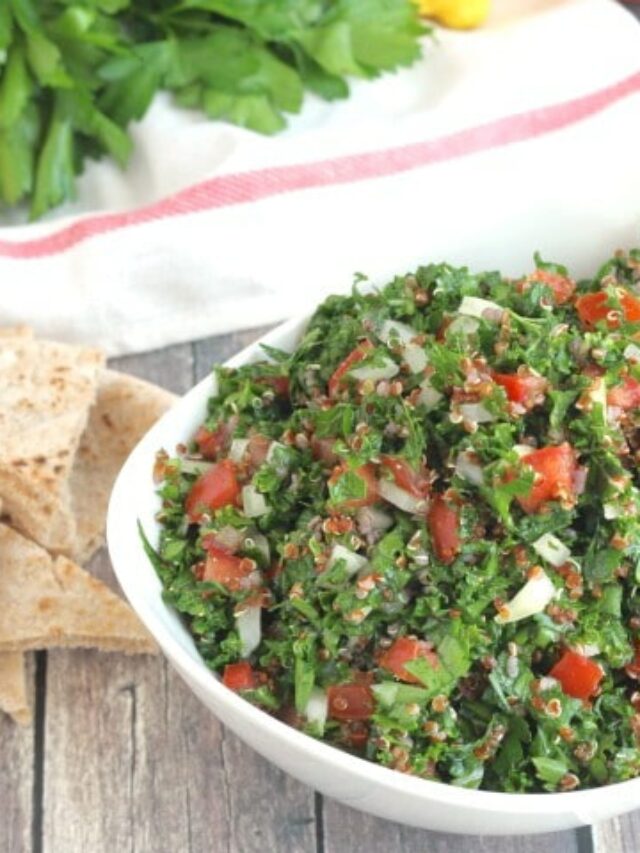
[107,314,640,835]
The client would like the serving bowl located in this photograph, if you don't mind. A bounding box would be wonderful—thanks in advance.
[107,313,640,835]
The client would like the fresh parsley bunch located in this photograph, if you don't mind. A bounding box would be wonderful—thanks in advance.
[0,0,425,220]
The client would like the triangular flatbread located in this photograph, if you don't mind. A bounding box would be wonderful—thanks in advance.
[70,369,176,564]
[0,652,31,725]
[0,524,156,654]
[0,339,104,554]
[0,325,33,340]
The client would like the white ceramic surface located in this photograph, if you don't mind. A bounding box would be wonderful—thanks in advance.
[107,314,640,835]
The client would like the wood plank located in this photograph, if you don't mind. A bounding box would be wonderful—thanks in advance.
[0,653,36,853]
[322,799,581,853]
[593,813,640,853]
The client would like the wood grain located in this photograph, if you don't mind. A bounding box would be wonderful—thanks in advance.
[592,814,640,853]
[0,653,35,853]
[322,799,582,853]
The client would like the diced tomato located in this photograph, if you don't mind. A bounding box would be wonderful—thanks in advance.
[202,545,255,591]
[523,269,576,305]
[186,459,241,522]
[328,340,374,397]
[247,433,271,468]
[608,376,640,410]
[493,372,547,407]
[222,661,256,691]
[576,290,640,329]
[379,456,429,498]
[549,650,604,700]
[329,463,379,510]
[518,443,577,514]
[327,684,375,721]
[427,496,460,564]
[378,637,439,684]
[195,423,228,460]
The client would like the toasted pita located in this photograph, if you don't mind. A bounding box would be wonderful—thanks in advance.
[70,370,176,564]
[0,524,156,654]
[0,652,31,725]
[0,339,104,554]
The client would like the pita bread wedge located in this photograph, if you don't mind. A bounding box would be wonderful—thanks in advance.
[0,652,31,725]
[0,339,104,554]
[0,524,156,655]
[70,370,176,564]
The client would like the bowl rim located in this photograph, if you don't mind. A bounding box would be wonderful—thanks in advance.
[107,312,640,818]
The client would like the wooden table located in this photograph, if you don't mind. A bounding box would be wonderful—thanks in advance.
[2,326,639,853]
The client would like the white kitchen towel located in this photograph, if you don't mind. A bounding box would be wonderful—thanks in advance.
[0,0,638,355]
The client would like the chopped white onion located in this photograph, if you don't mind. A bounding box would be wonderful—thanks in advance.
[446,315,480,337]
[458,296,504,320]
[236,605,261,657]
[458,403,495,424]
[538,676,558,692]
[403,343,428,374]
[513,444,534,458]
[180,459,215,475]
[229,438,249,463]
[211,525,246,553]
[624,343,640,363]
[604,502,622,520]
[379,319,416,346]
[378,479,426,514]
[533,533,571,568]
[495,568,556,625]
[327,544,368,577]
[454,451,484,486]
[417,380,443,409]
[356,505,393,535]
[242,484,268,518]
[575,643,601,658]
[304,687,328,727]
[350,358,399,382]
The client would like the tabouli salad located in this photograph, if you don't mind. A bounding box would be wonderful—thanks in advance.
[147,250,640,793]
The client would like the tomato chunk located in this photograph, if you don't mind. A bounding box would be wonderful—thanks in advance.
[329,463,379,510]
[427,496,460,564]
[195,423,228,460]
[522,269,576,305]
[576,290,640,329]
[608,376,640,410]
[247,433,271,468]
[379,637,439,684]
[202,545,255,591]
[328,340,374,397]
[549,650,604,700]
[327,684,375,721]
[493,372,547,408]
[186,459,240,522]
[380,456,429,498]
[222,661,256,691]
[518,443,576,514]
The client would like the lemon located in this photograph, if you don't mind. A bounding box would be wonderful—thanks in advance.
[415,0,490,29]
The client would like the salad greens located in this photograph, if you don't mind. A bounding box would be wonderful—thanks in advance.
[0,0,425,219]
[149,250,640,793]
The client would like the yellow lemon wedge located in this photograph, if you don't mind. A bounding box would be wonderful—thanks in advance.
[415,0,490,29]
